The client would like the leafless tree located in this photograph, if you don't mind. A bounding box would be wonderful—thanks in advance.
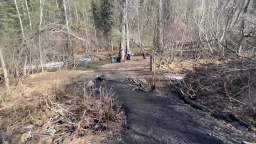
[14,0,25,40]
[39,0,45,72]
[0,48,10,91]
[63,0,74,67]
[119,0,127,62]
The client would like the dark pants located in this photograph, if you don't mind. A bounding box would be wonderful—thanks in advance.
[127,54,131,60]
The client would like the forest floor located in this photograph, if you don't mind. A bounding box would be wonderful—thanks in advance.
[0,56,256,144]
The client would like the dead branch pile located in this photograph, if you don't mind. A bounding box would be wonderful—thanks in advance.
[126,78,152,92]
[0,80,124,144]
[171,59,256,127]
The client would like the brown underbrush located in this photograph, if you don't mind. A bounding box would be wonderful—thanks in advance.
[0,71,124,144]
[171,58,256,130]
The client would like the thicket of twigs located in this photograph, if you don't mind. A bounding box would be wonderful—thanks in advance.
[171,58,256,127]
[0,80,124,144]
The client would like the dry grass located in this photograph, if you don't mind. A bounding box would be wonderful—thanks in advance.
[171,58,256,128]
[158,58,224,74]
[0,70,94,109]
[0,70,124,144]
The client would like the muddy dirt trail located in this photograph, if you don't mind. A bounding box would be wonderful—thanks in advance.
[94,57,255,144]
[98,80,254,144]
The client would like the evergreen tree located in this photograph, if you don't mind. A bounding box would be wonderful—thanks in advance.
[100,0,113,39]
[91,0,113,40]
[0,1,20,36]
[91,0,101,33]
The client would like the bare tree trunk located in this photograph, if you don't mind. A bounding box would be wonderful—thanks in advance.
[150,54,156,72]
[63,0,74,67]
[23,55,27,76]
[14,0,25,40]
[125,0,130,55]
[25,0,34,74]
[74,4,79,24]
[83,9,90,55]
[137,0,145,59]
[39,0,45,72]
[119,0,126,62]
[14,0,27,76]
[0,49,10,91]
[218,0,233,42]
[29,43,33,74]
[158,0,164,52]
[24,0,32,31]
[238,0,252,56]
[24,0,32,75]
[111,40,114,52]
[94,25,99,54]
[150,54,156,89]
[199,0,206,44]
[137,0,141,48]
